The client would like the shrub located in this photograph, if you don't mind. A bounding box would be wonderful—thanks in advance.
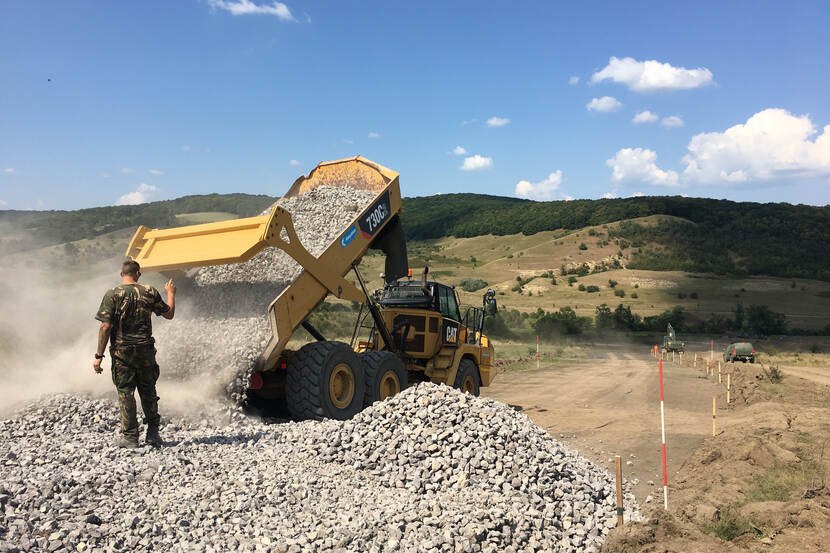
[634,283,639,289]
[630,292,638,298]
[578,284,586,291]
[459,278,488,292]
[762,365,783,383]
[690,292,699,299]
[568,276,577,286]
[608,279,618,288]
[579,243,588,250]
[810,344,823,353]
[614,289,626,297]
[703,505,755,541]
[585,285,600,293]
[588,228,597,236]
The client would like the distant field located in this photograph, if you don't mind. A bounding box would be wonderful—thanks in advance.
[174,212,238,224]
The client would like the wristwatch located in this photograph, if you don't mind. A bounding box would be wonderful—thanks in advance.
[94,353,105,360]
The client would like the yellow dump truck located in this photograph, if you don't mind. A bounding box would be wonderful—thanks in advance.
[126,157,497,420]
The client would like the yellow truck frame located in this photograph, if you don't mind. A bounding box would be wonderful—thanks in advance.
[126,156,496,419]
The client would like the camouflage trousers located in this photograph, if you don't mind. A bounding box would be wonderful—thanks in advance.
[110,344,160,440]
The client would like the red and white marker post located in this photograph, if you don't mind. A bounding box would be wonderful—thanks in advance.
[659,357,668,510]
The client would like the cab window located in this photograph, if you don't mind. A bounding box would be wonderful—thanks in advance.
[438,286,461,321]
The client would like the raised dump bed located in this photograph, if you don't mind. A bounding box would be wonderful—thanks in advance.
[127,156,408,374]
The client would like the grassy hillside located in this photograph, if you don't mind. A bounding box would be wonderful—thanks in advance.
[352,217,830,331]
[2,192,828,283]
[402,195,830,281]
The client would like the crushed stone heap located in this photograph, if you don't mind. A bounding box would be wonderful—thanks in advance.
[0,384,639,553]
[153,186,377,403]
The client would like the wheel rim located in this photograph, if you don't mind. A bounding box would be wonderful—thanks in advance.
[329,363,355,409]
[462,375,476,394]
[379,370,400,401]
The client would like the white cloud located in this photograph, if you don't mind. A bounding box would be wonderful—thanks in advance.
[451,146,467,156]
[568,76,580,85]
[342,138,354,145]
[486,116,510,127]
[632,110,659,124]
[120,167,134,174]
[116,183,157,206]
[181,145,192,151]
[289,159,302,166]
[3,168,15,174]
[514,171,564,201]
[0,199,7,206]
[368,132,380,138]
[100,172,112,178]
[630,192,645,197]
[607,147,679,187]
[586,96,622,112]
[601,192,616,199]
[661,115,684,128]
[460,155,493,171]
[207,0,294,20]
[148,169,164,175]
[682,108,830,184]
[591,56,713,93]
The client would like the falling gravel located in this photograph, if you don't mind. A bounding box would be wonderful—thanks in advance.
[153,186,377,404]
[0,384,638,553]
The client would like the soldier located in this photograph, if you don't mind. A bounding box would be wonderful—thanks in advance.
[93,259,176,448]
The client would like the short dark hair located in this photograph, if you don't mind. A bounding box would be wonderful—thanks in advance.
[122,259,140,277]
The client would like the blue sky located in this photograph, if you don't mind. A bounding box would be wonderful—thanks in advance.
[2,1,829,210]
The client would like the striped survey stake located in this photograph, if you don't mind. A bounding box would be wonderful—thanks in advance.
[659,357,668,510]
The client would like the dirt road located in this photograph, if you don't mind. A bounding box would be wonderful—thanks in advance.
[483,345,718,503]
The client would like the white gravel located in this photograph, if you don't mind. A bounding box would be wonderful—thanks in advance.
[0,384,638,553]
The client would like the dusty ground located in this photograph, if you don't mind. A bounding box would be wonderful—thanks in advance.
[483,340,830,552]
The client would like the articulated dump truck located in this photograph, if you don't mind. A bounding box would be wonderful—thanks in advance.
[126,157,498,420]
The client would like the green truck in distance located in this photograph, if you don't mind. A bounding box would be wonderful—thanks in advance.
[662,323,686,353]
[724,342,756,363]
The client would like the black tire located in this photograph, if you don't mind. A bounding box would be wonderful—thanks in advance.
[285,341,365,421]
[361,351,408,407]
[453,358,480,396]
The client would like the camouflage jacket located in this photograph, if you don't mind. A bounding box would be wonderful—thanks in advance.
[95,283,170,347]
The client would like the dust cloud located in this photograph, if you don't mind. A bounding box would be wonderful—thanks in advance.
[0,257,245,420]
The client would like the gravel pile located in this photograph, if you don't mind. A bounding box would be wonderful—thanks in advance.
[0,384,638,553]
[153,186,377,403]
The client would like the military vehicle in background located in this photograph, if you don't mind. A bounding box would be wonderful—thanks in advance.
[724,342,756,363]
[662,323,686,353]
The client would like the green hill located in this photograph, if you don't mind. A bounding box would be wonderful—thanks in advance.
[2,193,829,281]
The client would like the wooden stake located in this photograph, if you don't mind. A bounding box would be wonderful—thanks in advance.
[615,455,624,526]
[712,396,717,437]
[718,363,722,384]
[727,374,731,404]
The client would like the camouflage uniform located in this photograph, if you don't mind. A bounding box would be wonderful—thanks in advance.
[95,283,170,441]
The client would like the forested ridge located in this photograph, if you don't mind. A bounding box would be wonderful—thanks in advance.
[2,192,828,280]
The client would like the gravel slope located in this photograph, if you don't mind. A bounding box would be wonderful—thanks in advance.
[0,384,638,553]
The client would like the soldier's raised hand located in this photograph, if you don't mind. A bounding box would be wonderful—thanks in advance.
[164,279,177,296]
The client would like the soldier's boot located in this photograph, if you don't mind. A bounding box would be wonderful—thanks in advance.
[145,425,163,448]
[116,435,138,449]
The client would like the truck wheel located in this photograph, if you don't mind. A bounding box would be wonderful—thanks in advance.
[361,351,408,407]
[453,359,480,396]
[286,341,365,421]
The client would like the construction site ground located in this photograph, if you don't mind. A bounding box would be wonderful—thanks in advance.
[483,338,830,552]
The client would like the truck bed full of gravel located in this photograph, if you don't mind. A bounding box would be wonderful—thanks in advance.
[0,384,638,553]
